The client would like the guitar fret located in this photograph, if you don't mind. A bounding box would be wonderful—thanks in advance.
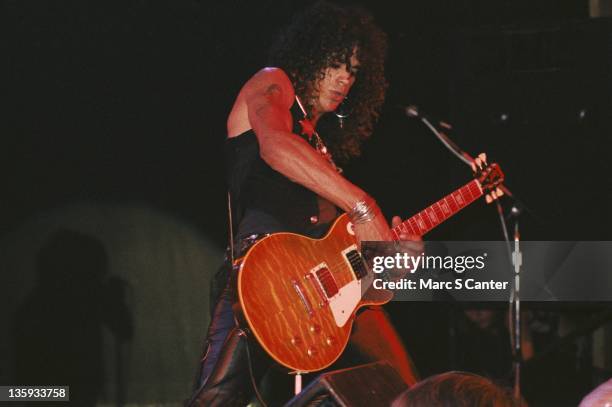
[418,212,432,231]
[425,207,439,225]
[469,181,482,198]
[466,183,478,201]
[475,179,484,194]
[434,201,446,220]
[453,191,465,207]
[446,196,458,212]
[409,217,421,235]
[404,222,421,236]
[404,221,418,236]
[459,188,470,204]
[440,200,451,215]
[464,184,476,200]
[433,203,445,221]
[391,228,400,240]
[420,211,431,227]
[393,223,405,240]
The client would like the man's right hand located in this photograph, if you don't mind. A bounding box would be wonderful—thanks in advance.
[353,214,394,243]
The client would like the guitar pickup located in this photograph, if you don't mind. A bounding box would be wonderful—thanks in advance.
[342,246,368,280]
[307,263,338,302]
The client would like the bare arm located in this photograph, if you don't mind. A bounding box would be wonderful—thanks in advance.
[243,68,391,241]
[245,68,362,212]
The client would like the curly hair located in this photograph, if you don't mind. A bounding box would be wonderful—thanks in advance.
[268,1,388,163]
[392,371,522,407]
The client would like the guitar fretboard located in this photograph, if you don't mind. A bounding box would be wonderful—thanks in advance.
[391,179,483,239]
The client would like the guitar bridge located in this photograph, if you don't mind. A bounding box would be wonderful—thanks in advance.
[292,279,314,317]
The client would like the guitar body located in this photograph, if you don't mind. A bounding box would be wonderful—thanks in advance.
[237,162,504,373]
[237,213,392,373]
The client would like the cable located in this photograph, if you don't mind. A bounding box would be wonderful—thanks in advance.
[240,328,269,407]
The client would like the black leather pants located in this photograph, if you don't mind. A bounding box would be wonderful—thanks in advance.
[187,239,418,406]
[186,263,246,405]
[188,236,271,406]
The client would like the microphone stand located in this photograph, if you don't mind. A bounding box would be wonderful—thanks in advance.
[405,105,525,400]
[511,213,522,401]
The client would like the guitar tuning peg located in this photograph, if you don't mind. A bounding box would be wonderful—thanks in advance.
[496,187,504,197]
[485,194,493,204]
[478,152,487,165]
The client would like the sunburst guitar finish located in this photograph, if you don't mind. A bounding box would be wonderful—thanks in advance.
[237,163,504,372]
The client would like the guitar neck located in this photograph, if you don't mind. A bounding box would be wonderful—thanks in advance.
[391,179,483,239]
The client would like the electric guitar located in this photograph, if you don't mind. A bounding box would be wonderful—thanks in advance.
[236,161,504,373]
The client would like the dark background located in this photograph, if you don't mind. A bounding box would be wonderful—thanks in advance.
[3,0,612,240]
[3,0,612,405]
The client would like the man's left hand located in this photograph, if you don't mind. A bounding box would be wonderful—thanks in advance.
[391,215,424,257]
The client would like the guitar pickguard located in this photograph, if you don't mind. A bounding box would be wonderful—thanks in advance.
[328,278,363,327]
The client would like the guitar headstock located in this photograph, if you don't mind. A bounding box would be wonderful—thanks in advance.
[471,153,505,204]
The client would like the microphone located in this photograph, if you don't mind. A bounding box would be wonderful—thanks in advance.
[401,104,453,130]
[403,104,420,118]
[403,104,518,202]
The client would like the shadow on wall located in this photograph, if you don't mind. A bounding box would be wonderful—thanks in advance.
[1,203,223,405]
[13,229,133,406]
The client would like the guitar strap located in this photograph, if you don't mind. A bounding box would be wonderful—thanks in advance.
[227,191,235,264]
[225,191,269,406]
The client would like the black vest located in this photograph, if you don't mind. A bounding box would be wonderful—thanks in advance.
[225,99,336,239]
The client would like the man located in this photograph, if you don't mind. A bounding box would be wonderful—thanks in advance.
[189,2,423,405]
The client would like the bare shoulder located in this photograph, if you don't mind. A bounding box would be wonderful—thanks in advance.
[227,67,295,138]
[244,67,295,107]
